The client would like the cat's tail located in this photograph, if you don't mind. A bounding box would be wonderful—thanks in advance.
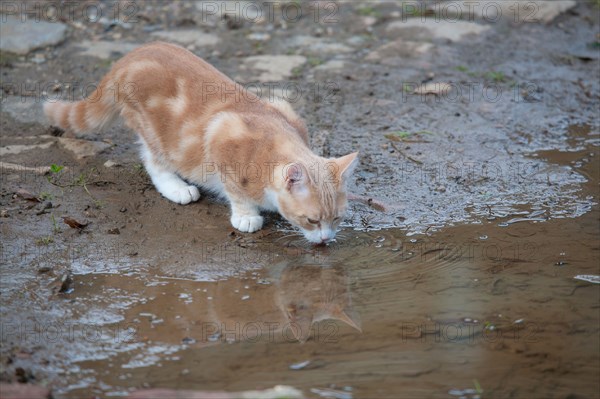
[43,78,120,134]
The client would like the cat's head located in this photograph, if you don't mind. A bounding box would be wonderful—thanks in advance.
[277,264,361,342]
[275,153,358,244]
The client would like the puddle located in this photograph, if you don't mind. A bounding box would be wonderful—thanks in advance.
[3,204,600,398]
[0,122,598,398]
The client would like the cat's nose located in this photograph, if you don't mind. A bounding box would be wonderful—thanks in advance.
[320,231,333,243]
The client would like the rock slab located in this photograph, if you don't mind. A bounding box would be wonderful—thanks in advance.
[242,55,307,82]
[0,17,67,54]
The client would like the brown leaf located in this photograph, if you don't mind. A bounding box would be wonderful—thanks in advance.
[62,216,88,229]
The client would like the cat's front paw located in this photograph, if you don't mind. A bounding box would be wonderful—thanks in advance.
[166,185,201,205]
[231,214,264,233]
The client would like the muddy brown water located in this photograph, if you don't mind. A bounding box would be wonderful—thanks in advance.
[1,129,598,398]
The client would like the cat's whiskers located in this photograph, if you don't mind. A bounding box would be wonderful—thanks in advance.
[275,233,303,243]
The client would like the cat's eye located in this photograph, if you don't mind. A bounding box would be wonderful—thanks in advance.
[333,217,341,222]
[307,218,319,224]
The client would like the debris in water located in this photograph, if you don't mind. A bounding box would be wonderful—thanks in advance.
[208,332,221,342]
[505,217,546,225]
[310,387,353,399]
[449,388,478,396]
[555,261,568,266]
[129,385,303,399]
[50,272,73,294]
[289,360,311,370]
[574,275,600,284]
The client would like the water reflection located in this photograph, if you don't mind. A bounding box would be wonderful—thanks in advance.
[103,254,361,347]
[199,257,361,344]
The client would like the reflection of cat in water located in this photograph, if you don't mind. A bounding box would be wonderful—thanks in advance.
[204,261,361,343]
[275,263,361,342]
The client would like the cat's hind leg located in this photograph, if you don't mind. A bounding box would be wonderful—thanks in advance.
[140,141,200,205]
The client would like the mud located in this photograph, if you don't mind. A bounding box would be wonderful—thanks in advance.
[1,1,599,398]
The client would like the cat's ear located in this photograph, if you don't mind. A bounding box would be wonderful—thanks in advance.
[286,304,313,342]
[333,307,362,332]
[335,152,359,183]
[284,163,309,194]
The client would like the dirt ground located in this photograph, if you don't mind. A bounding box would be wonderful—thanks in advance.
[1,1,599,398]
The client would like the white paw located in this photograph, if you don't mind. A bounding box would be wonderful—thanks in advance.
[165,185,201,205]
[231,214,264,233]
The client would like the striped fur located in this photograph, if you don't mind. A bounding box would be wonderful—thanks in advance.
[43,41,358,243]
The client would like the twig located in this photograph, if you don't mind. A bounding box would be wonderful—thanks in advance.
[390,142,423,164]
[348,193,389,212]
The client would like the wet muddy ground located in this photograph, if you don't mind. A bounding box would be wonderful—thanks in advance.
[1,1,599,398]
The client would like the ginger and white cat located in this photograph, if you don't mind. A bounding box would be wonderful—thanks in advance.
[44,41,358,243]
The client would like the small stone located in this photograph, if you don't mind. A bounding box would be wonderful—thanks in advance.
[313,60,346,72]
[31,54,46,64]
[0,97,49,125]
[76,40,139,59]
[103,160,119,168]
[107,228,120,235]
[241,55,306,82]
[386,19,490,42]
[247,32,271,41]
[120,207,127,213]
[365,39,434,62]
[286,35,353,54]
[361,16,377,27]
[151,30,220,47]
[58,137,111,159]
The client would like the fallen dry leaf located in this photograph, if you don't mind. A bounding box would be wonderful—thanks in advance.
[62,216,88,229]
[15,188,40,202]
